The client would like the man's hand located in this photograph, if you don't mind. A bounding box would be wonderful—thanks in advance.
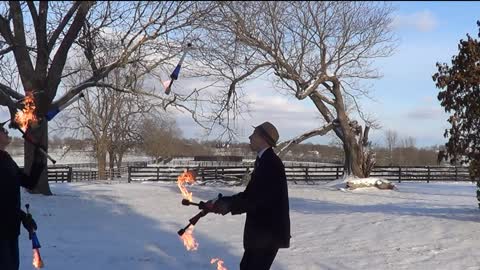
[20,210,37,238]
[205,197,231,215]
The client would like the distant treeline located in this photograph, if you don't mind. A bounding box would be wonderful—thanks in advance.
[11,136,443,166]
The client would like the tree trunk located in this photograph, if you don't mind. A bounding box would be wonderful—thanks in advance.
[116,152,124,179]
[97,146,107,180]
[343,135,366,178]
[27,120,52,195]
[116,153,123,170]
[108,149,114,180]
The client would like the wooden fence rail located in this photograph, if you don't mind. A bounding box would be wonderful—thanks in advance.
[127,165,474,183]
[28,165,473,183]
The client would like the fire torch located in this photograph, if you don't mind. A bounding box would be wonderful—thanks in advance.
[177,194,223,236]
[164,43,192,95]
[45,92,85,121]
[16,125,56,164]
[26,204,44,269]
[0,119,57,165]
[1,90,57,164]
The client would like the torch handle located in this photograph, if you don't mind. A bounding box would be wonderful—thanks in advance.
[177,209,209,236]
[188,209,208,226]
[17,127,57,164]
[181,199,199,206]
[37,147,56,165]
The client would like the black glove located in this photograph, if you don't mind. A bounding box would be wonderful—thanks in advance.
[206,197,231,215]
[20,210,37,238]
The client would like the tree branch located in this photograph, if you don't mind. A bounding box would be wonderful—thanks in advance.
[32,1,49,78]
[47,2,81,52]
[47,1,93,102]
[9,1,35,87]
[276,123,334,157]
[0,14,14,44]
[0,82,24,100]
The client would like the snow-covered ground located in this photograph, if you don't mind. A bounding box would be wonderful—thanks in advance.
[18,181,480,270]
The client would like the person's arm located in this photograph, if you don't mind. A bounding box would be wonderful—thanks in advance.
[216,160,285,215]
[227,191,249,215]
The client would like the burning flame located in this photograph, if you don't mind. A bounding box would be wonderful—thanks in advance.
[177,170,227,269]
[15,91,38,131]
[180,226,199,251]
[177,169,196,202]
[32,248,44,269]
[210,258,228,270]
[177,169,199,251]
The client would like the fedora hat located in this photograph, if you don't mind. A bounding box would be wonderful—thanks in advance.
[253,121,279,147]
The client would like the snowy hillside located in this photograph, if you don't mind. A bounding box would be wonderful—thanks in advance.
[18,181,480,270]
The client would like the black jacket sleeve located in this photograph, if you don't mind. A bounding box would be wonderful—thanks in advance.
[228,191,248,215]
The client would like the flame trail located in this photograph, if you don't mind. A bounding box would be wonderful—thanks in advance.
[176,170,228,269]
[177,170,199,250]
[15,91,38,131]
[32,248,44,269]
[177,169,196,202]
[210,258,228,270]
[180,226,199,251]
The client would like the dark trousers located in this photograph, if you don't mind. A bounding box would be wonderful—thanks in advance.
[240,248,279,270]
[0,238,19,270]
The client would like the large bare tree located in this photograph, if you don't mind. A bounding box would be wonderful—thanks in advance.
[190,2,396,177]
[0,1,212,194]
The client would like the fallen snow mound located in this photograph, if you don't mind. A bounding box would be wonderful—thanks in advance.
[346,177,396,190]
[325,176,396,190]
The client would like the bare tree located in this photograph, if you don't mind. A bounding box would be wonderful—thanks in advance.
[0,1,212,194]
[401,136,416,149]
[139,117,183,161]
[58,63,156,179]
[192,2,396,177]
[385,129,398,165]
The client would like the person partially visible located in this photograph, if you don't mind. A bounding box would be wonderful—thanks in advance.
[0,125,45,270]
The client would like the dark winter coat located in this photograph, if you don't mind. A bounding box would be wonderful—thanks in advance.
[226,147,291,249]
[0,150,43,240]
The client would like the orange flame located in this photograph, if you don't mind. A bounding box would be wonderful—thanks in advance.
[15,92,38,131]
[177,169,200,251]
[210,258,228,270]
[32,248,44,269]
[176,170,226,268]
[179,226,199,251]
[177,169,196,202]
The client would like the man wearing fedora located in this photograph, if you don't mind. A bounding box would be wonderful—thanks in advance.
[208,121,291,270]
[0,125,44,270]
